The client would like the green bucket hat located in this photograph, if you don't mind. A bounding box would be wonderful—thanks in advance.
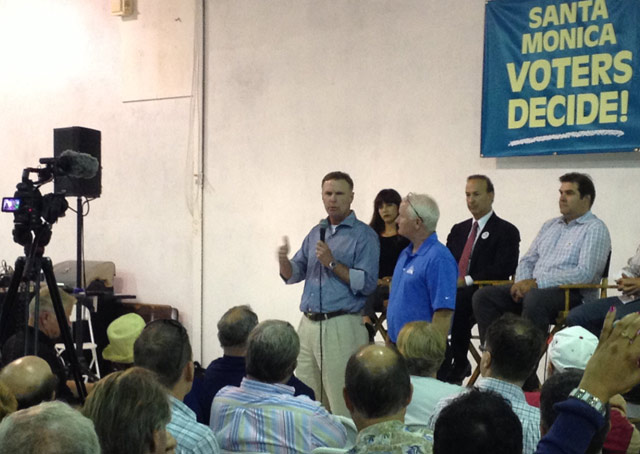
[102,313,146,363]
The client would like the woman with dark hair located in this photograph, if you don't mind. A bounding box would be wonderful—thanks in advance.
[363,189,409,340]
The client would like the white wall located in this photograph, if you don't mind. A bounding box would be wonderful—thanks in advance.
[202,1,640,362]
[0,0,203,354]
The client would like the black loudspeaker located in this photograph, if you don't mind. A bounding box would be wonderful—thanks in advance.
[53,126,102,198]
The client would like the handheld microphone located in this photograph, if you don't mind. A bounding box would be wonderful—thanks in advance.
[57,150,99,179]
[319,219,329,242]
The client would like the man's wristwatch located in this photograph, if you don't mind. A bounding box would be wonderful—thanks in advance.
[328,261,337,271]
[569,388,606,417]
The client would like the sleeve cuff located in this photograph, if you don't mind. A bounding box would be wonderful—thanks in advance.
[349,268,365,293]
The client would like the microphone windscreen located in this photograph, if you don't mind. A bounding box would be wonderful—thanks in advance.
[319,219,329,242]
[59,150,99,179]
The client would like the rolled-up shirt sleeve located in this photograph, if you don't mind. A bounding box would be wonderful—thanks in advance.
[285,237,309,284]
[349,229,380,295]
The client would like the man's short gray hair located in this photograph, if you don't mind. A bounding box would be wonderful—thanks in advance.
[0,401,100,454]
[217,305,259,348]
[405,193,440,232]
[29,287,76,318]
[246,320,300,383]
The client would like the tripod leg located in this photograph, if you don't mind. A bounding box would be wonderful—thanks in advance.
[41,258,87,401]
[0,257,26,345]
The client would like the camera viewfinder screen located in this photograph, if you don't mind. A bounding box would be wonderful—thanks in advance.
[1,198,20,212]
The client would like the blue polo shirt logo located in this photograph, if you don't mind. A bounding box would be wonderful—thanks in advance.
[404,266,414,275]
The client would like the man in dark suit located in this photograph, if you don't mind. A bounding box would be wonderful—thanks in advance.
[441,175,520,384]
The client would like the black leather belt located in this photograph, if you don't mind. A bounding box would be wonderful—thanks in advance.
[304,310,350,321]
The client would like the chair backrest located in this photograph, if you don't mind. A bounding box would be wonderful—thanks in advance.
[600,250,612,298]
[311,448,349,454]
[405,423,430,431]
[121,302,179,323]
[334,414,358,448]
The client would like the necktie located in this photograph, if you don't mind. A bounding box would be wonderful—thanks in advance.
[458,221,478,278]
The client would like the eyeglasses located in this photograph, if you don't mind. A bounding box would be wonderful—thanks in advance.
[406,193,424,224]
[146,318,189,372]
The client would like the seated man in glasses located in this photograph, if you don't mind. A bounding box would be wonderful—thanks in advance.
[134,319,220,454]
[1,287,76,403]
[429,314,544,454]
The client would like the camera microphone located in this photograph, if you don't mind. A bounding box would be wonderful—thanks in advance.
[40,150,99,179]
[57,150,99,179]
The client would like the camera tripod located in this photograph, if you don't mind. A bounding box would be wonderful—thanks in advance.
[0,230,87,401]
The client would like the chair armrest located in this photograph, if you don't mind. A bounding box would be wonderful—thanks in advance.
[474,280,514,287]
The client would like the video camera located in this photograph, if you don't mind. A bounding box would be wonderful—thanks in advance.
[2,150,98,248]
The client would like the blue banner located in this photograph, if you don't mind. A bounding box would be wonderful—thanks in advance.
[481,0,640,157]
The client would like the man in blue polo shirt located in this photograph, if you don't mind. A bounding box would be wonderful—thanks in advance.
[387,193,457,344]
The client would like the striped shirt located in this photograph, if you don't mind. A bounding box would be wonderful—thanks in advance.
[210,378,347,454]
[515,211,610,295]
[429,377,540,454]
[168,395,220,454]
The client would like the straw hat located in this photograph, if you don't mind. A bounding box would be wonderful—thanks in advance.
[102,313,146,364]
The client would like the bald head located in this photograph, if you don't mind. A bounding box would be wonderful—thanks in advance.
[344,345,411,420]
[0,356,57,409]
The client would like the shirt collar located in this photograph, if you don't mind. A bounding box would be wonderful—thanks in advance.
[325,210,357,229]
[476,377,526,401]
[241,377,296,395]
[356,420,405,440]
[412,232,439,256]
[169,394,196,418]
[475,210,493,231]
[559,210,594,226]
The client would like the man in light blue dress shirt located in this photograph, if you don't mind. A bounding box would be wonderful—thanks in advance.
[430,314,544,454]
[278,171,379,416]
[134,319,220,454]
[473,172,611,341]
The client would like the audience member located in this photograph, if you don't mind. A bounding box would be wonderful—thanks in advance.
[434,389,522,454]
[362,188,410,341]
[433,310,640,454]
[211,320,347,453]
[82,367,176,454]
[386,193,457,342]
[526,326,640,453]
[441,175,520,383]
[344,344,434,454]
[525,325,598,406]
[473,173,610,341]
[187,305,313,425]
[102,312,146,372]
[0,355,57,409]
[0,381,16,421]
[540,370,610,454]
[1,287,76,401]
[430,314,544,454]
[0,400,100,454]
[278,171,379,416]
[134,319,220,454]
[396,321,463,424]
[567,241,640,336]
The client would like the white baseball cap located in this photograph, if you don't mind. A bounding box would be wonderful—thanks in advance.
[549,326,598,373]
